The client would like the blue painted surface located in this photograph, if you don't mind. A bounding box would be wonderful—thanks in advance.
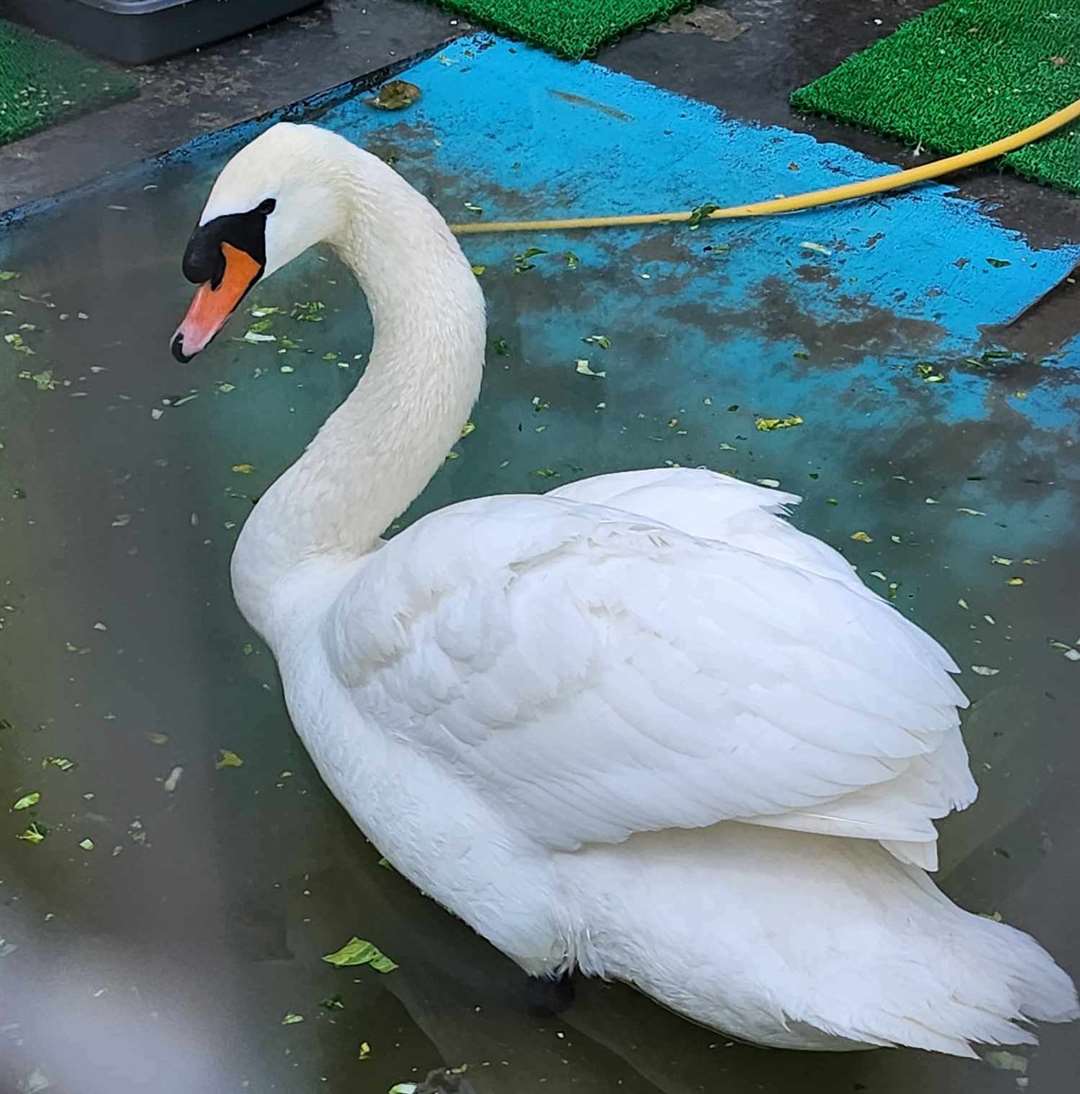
[238,33,1077,434]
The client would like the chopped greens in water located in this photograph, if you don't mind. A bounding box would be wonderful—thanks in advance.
[16,822,47,844]
[4,332,34,355]
[368,80,421,111]
[513,248,547,274]
[755,415,803,431]
[12,792,40,811]
[686,202,719,228]
[25,369,57,391]
[292,301,325,322]
[915,362,945,383]
[215,749,244,769]
[321,936,398,973]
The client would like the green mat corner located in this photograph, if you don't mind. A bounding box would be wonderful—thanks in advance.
[790,0,1080,194]
[0,20,138,147]
[438,0,690,59]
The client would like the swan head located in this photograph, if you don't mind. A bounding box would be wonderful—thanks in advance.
[172,123,348,362]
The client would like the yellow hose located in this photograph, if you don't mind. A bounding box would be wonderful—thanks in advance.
[449,98,1080,236]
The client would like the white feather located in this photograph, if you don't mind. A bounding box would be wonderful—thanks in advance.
[192,123,1078,1056]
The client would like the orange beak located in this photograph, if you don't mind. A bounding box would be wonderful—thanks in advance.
[171,242,262,362]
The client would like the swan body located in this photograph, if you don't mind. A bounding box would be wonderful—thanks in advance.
[173,123,1077,1056]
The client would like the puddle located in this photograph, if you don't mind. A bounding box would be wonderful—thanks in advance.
[1,40,1079,1094]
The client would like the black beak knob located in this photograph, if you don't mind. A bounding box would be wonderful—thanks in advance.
[171,332,193,363]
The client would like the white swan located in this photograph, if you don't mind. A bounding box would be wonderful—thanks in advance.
[172,122,1077,1056]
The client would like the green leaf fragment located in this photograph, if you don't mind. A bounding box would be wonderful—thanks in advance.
[533,468,559,479]
[463,201,483,215]
[460,420,476,438]
[850,531,873,543]
[322,936,398,972]
[43,756,75,771]
[513,248,547,273]
[564,251,580,270]
[79,838,95,851]
[12,792,40,811]
[215,749,244,769]
[582,334,610,349]
[292,301,325,322]
[755,414,803,431]
[0,270,20,281]
[8,332,33,357]
[492,337,510,357]
[319,994,345,1010]
[686,202,720,228]
[368,80,421,111]
[16,822,46,844]
[470,264,486,276]
[985,1049,1027,1073]
[357,1041,372,1060]
[281,1012,305,1025]
[985,258,1011,269]
[914,362,944,382]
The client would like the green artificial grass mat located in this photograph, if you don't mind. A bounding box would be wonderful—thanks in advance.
[437,0,689,58]
[791,0,1080,193]
[0,20,137,146]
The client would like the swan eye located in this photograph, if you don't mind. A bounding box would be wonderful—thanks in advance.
[256,198,277,216]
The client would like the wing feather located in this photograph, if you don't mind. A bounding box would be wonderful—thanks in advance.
[326,471,973,862]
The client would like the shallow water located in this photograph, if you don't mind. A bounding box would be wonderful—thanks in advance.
[1,39,1079,1094]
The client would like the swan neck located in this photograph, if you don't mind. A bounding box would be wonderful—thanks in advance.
[234,153,485,625]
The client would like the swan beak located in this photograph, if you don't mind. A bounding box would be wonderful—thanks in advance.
[171,242,262,362]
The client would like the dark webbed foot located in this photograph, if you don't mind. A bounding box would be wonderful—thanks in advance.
[525,971,577,1016]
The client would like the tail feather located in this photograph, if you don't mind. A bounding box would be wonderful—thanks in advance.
[562,824,1078,1056]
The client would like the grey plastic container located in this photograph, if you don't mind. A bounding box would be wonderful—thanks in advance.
[0,0,323,65]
